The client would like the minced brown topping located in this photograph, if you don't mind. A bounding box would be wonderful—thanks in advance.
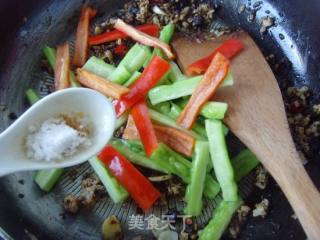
[63,195,79,214]
[255,166,269,190]
[180,231,189,240]
[260,16,275,34]
[97,0,216,35]
[284,86,320,161]
[167,181,183,196]
[63,173,106,214]
[252,199,269,218]
[90,0,228,63]
[313,104,320,114]
[229,205,251,239]
[79,173,106,208]
[238,4,246,14]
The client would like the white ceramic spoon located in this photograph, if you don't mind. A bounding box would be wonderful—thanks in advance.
[0,88,116,177]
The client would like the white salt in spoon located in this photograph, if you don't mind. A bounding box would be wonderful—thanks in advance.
[0,88,116,177]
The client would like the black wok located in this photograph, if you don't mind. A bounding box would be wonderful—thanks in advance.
[1,0,320,239]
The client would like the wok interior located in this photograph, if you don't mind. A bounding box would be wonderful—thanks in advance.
[1,0,320,239]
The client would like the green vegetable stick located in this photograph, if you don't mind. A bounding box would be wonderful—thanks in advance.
[175,98,228,120]
[232,149,260,181]
[203,174,221,199]
[69,71,80,88]
[151,143,191,183]
[151,23,175,60]
[168,61,185,82]
[34,169,65,192]
[118,139,144,153]
[148,71,233,105]
[201,102,228,120]
[111,139,168,173]
[42,46,80,87]
[113,139,220,199]
[108,65,131,84]
[26,89,39,105]
[82,56,115,79]
[161,23,175,41]
[191,123,208,139]
[167,102,181,118]
[42,46,56,68]
[206,119,238,201]
[173,101,229,136]
[89,157,128,203]
[152,102,171,117]
[208,149,259,185]
[119,44,150,73]
[124,71,141,87]
[149,75,201,105]
[142,46,153,68]
[151,143,220,199]
[115,112,129,130]
[184,141,210,216]
[157,70,171,86]
[199,197,243,240]
[153,102,225,138]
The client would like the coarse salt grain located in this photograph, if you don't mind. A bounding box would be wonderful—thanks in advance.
[26,117,91,162]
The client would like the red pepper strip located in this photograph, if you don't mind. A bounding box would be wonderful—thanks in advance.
[73,6,97,67]
[177,53,230,129]
[153,124,195,157]
[55,43,71,91]
[99,145,160,212]
[114,19,174,60]
[186,38,243,76]
[113,56,170,117]
[131,101,158,157]
[114,44,128,57]
[89,24,160,45]
[76,69,129,99]
[123,115,195,157]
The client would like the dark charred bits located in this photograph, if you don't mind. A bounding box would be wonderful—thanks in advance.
[165,209,180,222]
[279,33,285,40]
[253,1,263,9]
[238,4,245,14]
[63,173,106,214]
[8,112,17,120]
[89,0,222,66]
[192,15,204,27]
[59,212,66,220]
[136,207,144,215]
[68,168,78,181]
[284,86,320,161]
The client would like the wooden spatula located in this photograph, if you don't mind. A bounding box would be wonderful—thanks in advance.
[172,32,320,240]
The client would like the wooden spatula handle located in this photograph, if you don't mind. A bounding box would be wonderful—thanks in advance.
[257,142,320,240]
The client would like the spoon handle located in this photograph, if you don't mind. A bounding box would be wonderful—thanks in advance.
[0,134,16,177]
[0,167,15,177]
[0,128,29,177]
[254,137,320,240]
